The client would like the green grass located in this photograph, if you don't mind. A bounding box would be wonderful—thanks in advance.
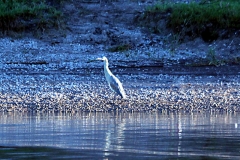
[0,0,62,34]
[140,0,240,41]
[108,44,132,52]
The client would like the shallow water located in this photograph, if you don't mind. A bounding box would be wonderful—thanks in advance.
[0,112,240,159]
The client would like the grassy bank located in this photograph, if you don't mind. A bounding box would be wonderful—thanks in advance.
[138,0,240,42]
[0,0,62,36]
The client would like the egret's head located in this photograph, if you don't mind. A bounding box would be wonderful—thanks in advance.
[96,56,108,62]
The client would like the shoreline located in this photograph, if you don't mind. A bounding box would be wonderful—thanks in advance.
[0,1,239,113]
[0,67,239,112]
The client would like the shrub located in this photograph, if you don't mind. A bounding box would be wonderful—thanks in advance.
[0,0,62,34]
[140,0,240,41]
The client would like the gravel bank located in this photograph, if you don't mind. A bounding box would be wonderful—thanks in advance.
[0,67,239,112]
[0,1,239,112]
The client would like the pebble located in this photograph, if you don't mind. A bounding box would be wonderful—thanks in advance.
[0,73,239,113]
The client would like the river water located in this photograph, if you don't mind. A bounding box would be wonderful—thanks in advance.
[0,112,240,159]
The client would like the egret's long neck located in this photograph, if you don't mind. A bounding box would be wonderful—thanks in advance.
[104,59,112,77]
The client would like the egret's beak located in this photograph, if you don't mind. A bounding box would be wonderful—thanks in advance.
[96,58,103,61]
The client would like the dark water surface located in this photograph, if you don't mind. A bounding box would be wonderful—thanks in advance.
[0,112,240,159]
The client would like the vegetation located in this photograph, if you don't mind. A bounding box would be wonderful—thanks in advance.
[108,44,132,52]
[206,47,224,66]
[187,47,240,67]
[139,0,240,42]
[0,0,62,35]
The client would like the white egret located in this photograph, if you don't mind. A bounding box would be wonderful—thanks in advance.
[97,56,126,99]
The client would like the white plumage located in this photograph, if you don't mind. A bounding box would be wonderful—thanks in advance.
[97,56,126,99]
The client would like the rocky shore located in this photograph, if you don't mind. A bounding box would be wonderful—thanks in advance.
[0,64,239,112]
[0,0,239,112]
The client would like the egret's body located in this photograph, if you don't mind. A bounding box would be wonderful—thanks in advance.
[97,57,126,99]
